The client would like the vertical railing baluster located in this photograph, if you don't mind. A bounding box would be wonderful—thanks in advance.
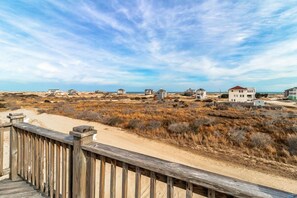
[167,177,174,198]
[24,131,28,180]
[28,132,32,183]
[17,128,21,176]
[45,138,49,195]
[62,144,67,198]
[87,152,96,198]
[56,142,61,197]
[35,135,40,189]
[208,189,216,198]
[186,182,193,198]
[68,145,73,198]
[99,156,106,198]
[122,163,128,198]
[135,167,141,198]
[0,127,3,176]
[49,140,54,198]
[20,130,24,178]
[150,172,156,198]
[40,137,45,192]
[110,159,116,198]
[32,134,35,186]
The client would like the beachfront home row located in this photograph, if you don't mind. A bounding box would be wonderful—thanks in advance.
[183,88,207,100]
[284,87,297,100]
[228,86,256,102]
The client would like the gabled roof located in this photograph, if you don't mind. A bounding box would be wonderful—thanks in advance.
[196,88,205,91]
[285,87,297,91]
[229,86,247,90]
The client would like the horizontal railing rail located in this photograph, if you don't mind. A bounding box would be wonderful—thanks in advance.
[83,142,296,198]
[13,122,74,146]
[2,113,296,198]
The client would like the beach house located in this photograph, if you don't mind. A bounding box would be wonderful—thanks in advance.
[228,86,256,102]
[184,88,195,96]
[284,87,297,100]
[117,89,126,95]
[68,89,78,95]
[47,89,61,96]
[156,89,167,101]
[145,89,154,95]
[195,88,207,100]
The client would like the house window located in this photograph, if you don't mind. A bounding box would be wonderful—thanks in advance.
[239,90,243,93]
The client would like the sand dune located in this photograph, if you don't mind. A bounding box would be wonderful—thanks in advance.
[0,109,296,195]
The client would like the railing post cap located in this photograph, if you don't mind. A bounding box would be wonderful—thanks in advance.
[70,125,97,138]
[7,113,26,119]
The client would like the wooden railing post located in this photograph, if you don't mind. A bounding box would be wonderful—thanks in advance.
[7,113,25,181]
[70,125,97,198]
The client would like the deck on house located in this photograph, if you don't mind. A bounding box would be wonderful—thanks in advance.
[0,178,44,198]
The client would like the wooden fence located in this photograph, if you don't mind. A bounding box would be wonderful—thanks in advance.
[0,113,296,198]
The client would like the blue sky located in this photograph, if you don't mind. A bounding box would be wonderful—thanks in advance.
[0,0,297,92]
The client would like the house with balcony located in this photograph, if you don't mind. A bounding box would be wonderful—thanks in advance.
[284,87,297,100]
[228,86,256,102]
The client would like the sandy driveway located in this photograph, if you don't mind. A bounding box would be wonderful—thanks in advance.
[0,109,296,194]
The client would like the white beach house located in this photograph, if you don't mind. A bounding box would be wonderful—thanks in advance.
[228,86,256,102]
[117,89,126,95]
[156,89,167,101]
[195,88,207,100]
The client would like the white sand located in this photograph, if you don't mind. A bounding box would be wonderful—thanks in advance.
[0,109,296,195]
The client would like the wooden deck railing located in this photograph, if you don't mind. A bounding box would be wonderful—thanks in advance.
[0,113,296,198]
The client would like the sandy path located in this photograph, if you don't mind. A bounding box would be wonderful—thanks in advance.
[0,109,296,194]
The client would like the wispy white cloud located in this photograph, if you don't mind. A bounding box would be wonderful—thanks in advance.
[0,0,296,91]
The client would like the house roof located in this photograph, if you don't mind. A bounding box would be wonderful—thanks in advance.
[285,87,297,91]
[229,86,247,90]
[196,88,205,91]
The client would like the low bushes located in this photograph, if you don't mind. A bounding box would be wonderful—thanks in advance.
[250,133,273,148]
[168,122,190,134]
[288,135,297,155]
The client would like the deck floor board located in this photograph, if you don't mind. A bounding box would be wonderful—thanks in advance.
[0,179,44,198]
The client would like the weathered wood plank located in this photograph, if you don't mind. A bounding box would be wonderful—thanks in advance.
[49,140,54,198]
[62,144,67,198]
[110,159,116,198]
[186,183,193,198]
[35,135,40,189]
[208,189,216,198]
[86,152,96,198]
[122,162,128,198]
[167,177,174,198]
[13,123,73,146]
[0,127,4,176]
[135,167,141,198]
[150,172,156,198]
[24,131,28,180]
[82,142,296,198]
[0,122,12,128]
[40,137,45,192]
[99,156,105,198]
[20,130,24,178]
[68,145,73,198]
[17,129,21,176]
[28,132,32,183]
[32,134,35,186]
[56,142,61,197]
[44,138,49,195]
